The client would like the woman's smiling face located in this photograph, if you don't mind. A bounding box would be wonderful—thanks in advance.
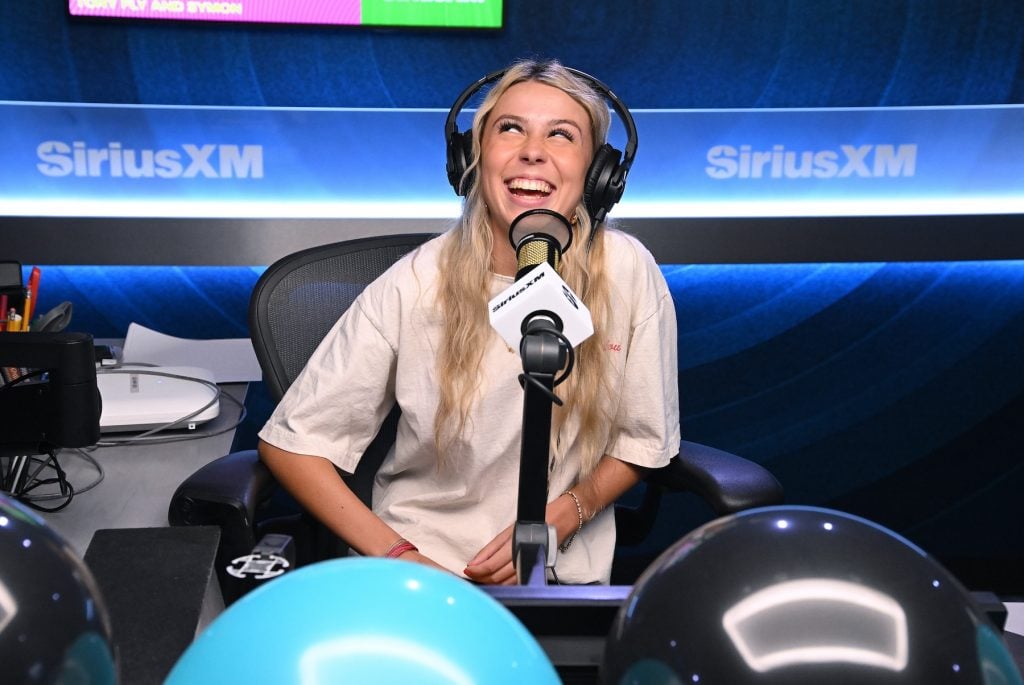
[479,80,594,233]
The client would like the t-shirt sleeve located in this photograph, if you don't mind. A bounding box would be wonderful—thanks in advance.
[257,287,399,474]
[604,246,681,469]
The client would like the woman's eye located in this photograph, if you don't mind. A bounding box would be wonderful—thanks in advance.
[497,120,522,133]
[550,127,576,141]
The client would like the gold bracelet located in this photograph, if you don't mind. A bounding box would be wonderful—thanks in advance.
[559,490,584,553]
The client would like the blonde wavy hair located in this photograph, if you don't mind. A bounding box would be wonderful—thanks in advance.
[434,59,615,478]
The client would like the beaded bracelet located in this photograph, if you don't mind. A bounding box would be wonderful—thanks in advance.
[559,490,584,553]
[384,537,418,559]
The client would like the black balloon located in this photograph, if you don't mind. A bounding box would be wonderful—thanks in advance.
[602,505,1022,685]
[0,493,117,684]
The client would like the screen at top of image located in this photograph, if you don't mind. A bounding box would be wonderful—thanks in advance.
[68,0,503,29]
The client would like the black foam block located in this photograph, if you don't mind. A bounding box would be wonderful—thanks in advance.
[1005,632,1024,676]
[84,526,221,685]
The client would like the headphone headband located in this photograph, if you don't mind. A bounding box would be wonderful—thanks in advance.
[444,64,638,224]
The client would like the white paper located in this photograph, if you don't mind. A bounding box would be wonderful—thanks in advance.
[121,322,261,383]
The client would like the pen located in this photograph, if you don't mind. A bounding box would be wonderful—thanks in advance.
[21,289,31,331]
[0,294,6,332]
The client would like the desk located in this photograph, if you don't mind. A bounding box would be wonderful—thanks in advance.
[37,383,247,557]
[485,583,629,674]
[32,382,246,684]
[29,379,1024,683]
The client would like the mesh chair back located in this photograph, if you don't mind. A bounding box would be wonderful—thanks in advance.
[249,234,435,402]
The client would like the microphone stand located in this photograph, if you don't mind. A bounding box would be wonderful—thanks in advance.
[513,316,569,586]
[496,209,581,587]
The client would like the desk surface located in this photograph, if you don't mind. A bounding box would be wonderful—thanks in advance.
[38,383,246,557]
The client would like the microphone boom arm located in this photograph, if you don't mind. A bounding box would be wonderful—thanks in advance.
[513,316,570,586]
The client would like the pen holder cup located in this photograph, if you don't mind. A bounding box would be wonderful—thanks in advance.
[0,286,26,313]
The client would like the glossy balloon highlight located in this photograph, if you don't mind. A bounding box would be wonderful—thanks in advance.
[0,493,117,684]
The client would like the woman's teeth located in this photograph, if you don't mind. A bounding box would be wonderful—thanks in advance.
[507,178,552,196]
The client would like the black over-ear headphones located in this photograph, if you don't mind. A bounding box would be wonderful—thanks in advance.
[444,66,638,224]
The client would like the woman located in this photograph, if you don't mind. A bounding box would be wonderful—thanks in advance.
[258,59,679,585]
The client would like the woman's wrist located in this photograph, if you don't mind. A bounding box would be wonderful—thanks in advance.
[558,490,584,553]
[383,537,418,559]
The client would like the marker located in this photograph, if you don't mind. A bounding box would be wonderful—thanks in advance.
[25,266,41,327]
[0,294,6,331]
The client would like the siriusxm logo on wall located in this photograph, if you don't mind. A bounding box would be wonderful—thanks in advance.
[704,143,916,180]
[35,140,264,180]
[0,101,1021,218]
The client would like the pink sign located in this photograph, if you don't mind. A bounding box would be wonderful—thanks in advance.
[69,0,361,26]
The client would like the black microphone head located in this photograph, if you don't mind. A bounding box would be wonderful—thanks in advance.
[508,209,573,279]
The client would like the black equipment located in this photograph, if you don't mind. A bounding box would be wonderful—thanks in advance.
[0,331,100,460]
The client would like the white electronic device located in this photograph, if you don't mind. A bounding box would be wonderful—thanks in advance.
[96,365,221,433]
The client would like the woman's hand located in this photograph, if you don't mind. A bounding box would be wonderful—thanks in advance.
[464,493,582,585]
[463,525,518,585]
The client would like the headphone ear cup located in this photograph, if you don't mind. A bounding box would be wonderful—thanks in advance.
[584,143,624,221]
[446,129,476,196]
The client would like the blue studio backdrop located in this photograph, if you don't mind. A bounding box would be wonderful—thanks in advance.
[2,1,1023,592]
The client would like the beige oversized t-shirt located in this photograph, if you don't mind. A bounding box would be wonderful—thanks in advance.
[259,229,680,584]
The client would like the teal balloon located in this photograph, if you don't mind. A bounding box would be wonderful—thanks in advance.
[167,558,559,684]
[976,625,1024,685]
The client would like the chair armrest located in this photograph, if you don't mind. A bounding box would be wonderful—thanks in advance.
[168,449,275,553]
[647,440,784,516]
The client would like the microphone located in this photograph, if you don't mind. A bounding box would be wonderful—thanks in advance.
[489,210,594,354]
[509,208,574,279]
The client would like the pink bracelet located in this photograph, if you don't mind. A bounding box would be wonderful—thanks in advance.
[384,538,418,559]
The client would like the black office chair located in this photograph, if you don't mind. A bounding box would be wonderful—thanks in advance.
[169,233,783,603]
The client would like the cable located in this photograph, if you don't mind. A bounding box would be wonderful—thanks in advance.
[0,368,48,391]
[17,448,105,502]
[98,367,220,436]
[93,366,247,447]
[11,448,76,512]
[516,326,577,406]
